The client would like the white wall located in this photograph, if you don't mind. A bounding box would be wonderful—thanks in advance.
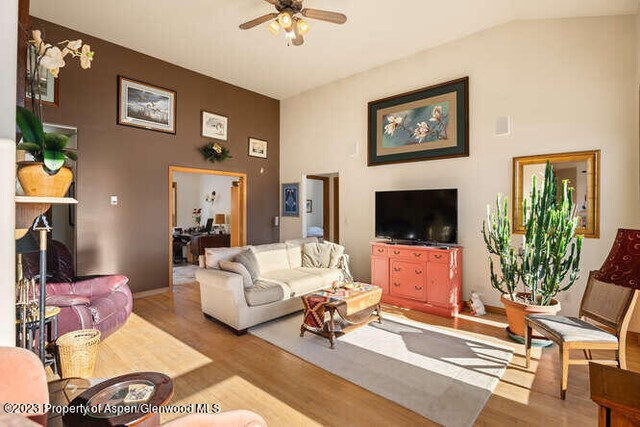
[173,172,236,229]
[0,0,18,346]
[280,16,640,320]
[305,178,324,229]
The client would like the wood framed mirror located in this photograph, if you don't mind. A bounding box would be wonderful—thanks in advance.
[512,150,600,238]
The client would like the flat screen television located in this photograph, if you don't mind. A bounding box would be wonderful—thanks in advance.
[375,189,458,244]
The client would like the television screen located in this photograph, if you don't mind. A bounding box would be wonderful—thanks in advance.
[375,189,458,244]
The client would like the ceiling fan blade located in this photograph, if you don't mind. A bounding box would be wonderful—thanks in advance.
[264,0,278,4]
[301,8,347,25]
[239,13,278,30]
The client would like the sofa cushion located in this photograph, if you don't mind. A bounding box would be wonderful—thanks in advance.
[261,269,326,297]
[253,243,290,273]
[285,237,319,268]
[235,249,260,282]
[244,280,286,307]
[295,267,344,287]
[219,260,253,289]
[205,247,245,269]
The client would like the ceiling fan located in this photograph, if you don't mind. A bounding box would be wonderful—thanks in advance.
[239,0,347,47]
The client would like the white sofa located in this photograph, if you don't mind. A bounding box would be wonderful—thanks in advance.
[196,238,345,334]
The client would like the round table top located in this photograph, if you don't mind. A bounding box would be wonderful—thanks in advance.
[15,306,61,324]
[62,372,174,427]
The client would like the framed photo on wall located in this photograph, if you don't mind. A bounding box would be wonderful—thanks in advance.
[282,183,299,217]
[202,111,228,140]
[248,137,268,159]
[26,47,58,106]
[368,77,469,166]
[306,200,312,213]
[118,76,176,134]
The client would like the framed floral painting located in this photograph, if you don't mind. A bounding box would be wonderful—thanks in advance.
[368,77,469,166]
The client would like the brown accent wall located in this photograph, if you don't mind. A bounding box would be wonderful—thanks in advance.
[32,17,280,293]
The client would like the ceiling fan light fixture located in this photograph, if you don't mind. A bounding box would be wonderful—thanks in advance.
[267,20,280,35]
[278,12,293,30]
[296,18,310,35]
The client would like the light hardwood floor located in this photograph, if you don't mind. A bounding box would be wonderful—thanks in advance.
[94,282,640,426]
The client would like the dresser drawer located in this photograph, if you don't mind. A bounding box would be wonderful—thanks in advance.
[390,260,425,280]
[429,251,450,264]
[371,245,388,257]
[390,280,426,301]
[388,247,427,260]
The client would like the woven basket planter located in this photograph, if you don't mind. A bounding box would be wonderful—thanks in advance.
[57,329,101,378]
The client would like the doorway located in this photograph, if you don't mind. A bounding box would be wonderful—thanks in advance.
[304,173,339,243]
[168,166,247,288]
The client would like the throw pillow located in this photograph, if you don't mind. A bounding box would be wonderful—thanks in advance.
[235,249,261,282]
[302,242,332,268]
[327,243,345,268]
[219,260,253,289]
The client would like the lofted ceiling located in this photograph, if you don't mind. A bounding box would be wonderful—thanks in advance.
[30,0,638,100]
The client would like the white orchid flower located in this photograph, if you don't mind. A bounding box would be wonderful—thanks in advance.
[39,46,66,77]
[413,122,430,142]
[80,44,94,69]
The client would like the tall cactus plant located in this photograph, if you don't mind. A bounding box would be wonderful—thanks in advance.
[482,195,519,301]
[482,161,583,306]
[520,162,583,305]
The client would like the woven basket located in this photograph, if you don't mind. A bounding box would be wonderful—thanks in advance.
[57,329,101,378]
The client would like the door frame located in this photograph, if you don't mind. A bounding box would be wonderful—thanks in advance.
[306,175,330,240]
[168,165,247,288]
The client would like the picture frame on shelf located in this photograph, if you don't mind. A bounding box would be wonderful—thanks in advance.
[282,183,299,217]
[368,77,469,166]
[201,111,228,140]
[118,76,176,134]
[248,137,268,159]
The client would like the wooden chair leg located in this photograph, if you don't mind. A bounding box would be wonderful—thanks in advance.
[525,321,532,368]
[618,344,627,370]
[560,345,570,400]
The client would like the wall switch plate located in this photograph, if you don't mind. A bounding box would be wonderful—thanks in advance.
[110,195,118,206]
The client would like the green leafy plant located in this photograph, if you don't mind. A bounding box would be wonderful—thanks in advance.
[199,142,231,163]
[16,106,77,172]
[481,161,583,306]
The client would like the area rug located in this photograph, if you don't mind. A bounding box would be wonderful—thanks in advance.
[250,313,514,427]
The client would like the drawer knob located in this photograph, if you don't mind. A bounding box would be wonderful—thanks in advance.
[393,267,401,272]
[413,253,422,257]
[377,248,384,253]
[415,269,422,275]
[393,250,401,255]
[434,254,443,259]
[393,282,401,287]
[415,285,423,290]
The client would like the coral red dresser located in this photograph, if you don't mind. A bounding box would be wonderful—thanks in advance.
[370,242,463,317]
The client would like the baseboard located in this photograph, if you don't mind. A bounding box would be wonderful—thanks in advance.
[133,287,171,299]
[484,304,506,316]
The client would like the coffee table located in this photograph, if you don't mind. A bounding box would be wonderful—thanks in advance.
[62,372,173,427]
[300,283,383,349]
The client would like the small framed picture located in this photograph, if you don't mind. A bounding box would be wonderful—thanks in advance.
[248,137,268,159]
[306,200,312,213]
[202,111,228,140]
[118,76,176,134]
[282,183,299,217]
[26,47,58,106]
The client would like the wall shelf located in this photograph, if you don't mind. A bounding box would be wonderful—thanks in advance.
[15,196,78,239]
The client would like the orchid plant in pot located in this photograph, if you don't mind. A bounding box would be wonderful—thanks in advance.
[16,30,94,197]
[482,162,583,338]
